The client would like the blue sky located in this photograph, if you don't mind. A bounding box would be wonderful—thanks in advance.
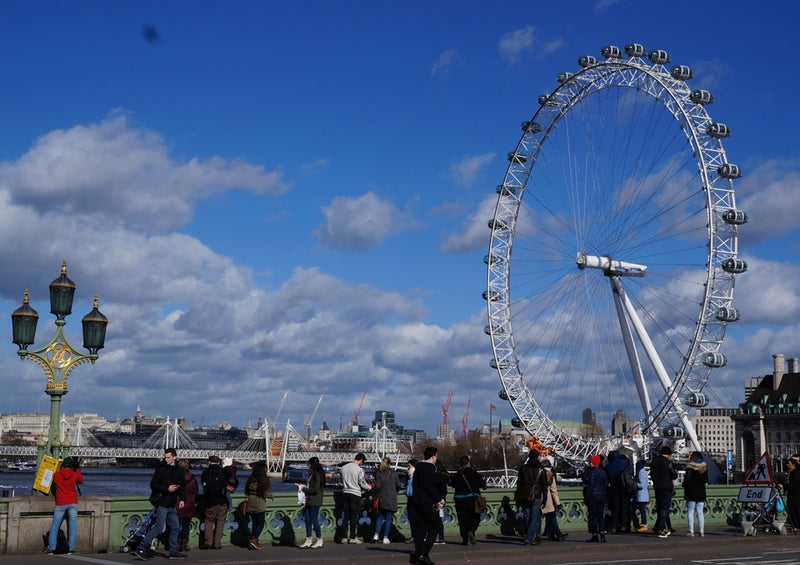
[1,1,798,438]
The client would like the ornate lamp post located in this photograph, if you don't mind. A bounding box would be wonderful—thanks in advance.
[10,261,108,471]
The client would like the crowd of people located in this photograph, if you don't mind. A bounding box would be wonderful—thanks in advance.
[40,446,800,559]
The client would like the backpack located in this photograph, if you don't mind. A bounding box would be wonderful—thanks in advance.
[204,466,227,498]
[618,467,637,496]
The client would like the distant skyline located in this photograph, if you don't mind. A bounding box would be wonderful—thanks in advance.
[1,2,799,437]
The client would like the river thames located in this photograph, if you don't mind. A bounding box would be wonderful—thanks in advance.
[0,467,299,497]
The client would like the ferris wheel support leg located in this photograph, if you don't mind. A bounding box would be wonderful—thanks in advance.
[611,277,703,452]
[610,277,653,425]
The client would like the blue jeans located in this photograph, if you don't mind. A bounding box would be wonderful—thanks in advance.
[374,509,393,538]
[686,500,704,533]
[654,490,673,533]
[48,503,77,552]
[523,499,542,543]
[139,505,179,554]
[304,505,321,538]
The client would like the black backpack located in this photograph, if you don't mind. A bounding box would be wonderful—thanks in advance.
[618,467,637,496]
[204,466,227,498]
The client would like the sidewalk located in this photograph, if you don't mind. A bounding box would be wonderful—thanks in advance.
[3,526,798,565]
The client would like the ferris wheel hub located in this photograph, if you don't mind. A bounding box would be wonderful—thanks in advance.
[576,252,647,276]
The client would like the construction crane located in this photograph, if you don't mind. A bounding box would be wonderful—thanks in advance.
[272,391,289,434]
[304,394,324,440]
[353,390,367,426]
[459,395,471,436]
[442,391,453,433]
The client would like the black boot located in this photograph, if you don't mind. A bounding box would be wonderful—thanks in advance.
[600,533,607,543]
[587,535,598,542]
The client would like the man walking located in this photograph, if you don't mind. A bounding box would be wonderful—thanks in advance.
[134,448,186,560]
[340,452,371,543]
[411,446,445,565]
[652,445,678,538]
[200,455,229,550]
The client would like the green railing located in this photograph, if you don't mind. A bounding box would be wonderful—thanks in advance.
[108,485,749,550]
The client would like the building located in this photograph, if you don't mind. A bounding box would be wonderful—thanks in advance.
[610,409,638,436]
[733,353,800,476]
[691,407,736,466]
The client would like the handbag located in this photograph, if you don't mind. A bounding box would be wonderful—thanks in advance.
[460,471,486,514]
[776,495,786,513]
[148,491,163,507]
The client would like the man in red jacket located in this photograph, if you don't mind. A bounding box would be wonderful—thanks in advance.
[43,456,83,554]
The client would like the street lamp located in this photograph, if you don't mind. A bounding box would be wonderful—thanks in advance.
[10,261,108,474]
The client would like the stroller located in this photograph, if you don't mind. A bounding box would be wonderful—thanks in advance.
[742,489,787,536]
[120,507,160,553]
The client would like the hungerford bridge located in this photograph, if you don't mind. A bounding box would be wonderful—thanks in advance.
[0,419,409,474]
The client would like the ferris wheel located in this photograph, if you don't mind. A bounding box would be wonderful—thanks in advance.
[485,43,747,462]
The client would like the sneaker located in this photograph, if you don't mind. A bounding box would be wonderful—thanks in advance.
[699,532,705,537]
[686,531,694,537]
[373,535,380,543]
[434,539,446,545]
[310,538,324,549]
[349,537,363,544]
[404,538,414,544]
[168,552,187,560]
[658,530,671,539]
[42,550,53,555]
[133,548,151,561]
[383,537,390,544]
[299,538,313,549]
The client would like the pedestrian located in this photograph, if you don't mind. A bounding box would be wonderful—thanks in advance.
[434,461,450,544]
[780,455,800,532]
[133,447,187,560]
[683,450,708,537]
[604,450,632,533]
[634,459,650,533]
[340,452,371,544]
[583,454,608,543]
[371,457,402,544]
[404,459,418,545]
[222,457,239,510]
[298,456,325,549]
[652,445,678,538]
[176,459,198,552]
[411,446,445,565]
[244,460,273,550]
[541,456,566,541]
[43,456,83,555]
[451,455,486,546]
[514,449,549,545]
[200,455,229,550]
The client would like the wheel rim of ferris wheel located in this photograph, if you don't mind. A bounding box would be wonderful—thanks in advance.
[485,44,745,463]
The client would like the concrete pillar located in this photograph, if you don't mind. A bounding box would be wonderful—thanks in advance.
[788,357,799,374]
[773,353,785,390]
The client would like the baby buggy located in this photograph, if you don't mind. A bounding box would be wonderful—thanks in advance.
[742,490,787,536]
[120,507,160,553]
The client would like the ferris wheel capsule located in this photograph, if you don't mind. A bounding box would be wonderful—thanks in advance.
[483,253,504,266]
[690,89,715,105]
[701,352,728,368]
[715,306,741,322]
[663,425,685,438]
[721,258,748,273]
[507,152,528,164]
[601,45,622,59]
[499,389,518,401]
[483,290,501,301]
[684,392,709,408]
[647,49,671,65]
[721,209,748,225]
[718,163,742,179]
[624,43,646,58]
[670,65,694,81]
[538,94,556,106]
[707,123,731,138]
[496,184,518,196]
[511,417,523,428]
[578,55,598,68]
[488,218,509,231]
[485,324,505,335]
[521,121,543,133]
[557,71,574,83]
[491,358,511,370]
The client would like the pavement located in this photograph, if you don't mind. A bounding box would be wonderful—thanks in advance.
[4,526,799,565]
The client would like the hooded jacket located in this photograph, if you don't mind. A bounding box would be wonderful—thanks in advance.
[682,459,708,502]
[53,467,83,506]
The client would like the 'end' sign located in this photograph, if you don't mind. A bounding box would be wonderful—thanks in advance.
[737,486,772,503]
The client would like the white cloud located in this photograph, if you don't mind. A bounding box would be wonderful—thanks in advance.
[440,194,497,253]
[736,160,800,244]
[498,25,536,67]
[447,153,495,188]
[431,48,463,82]
[314,192,419,251]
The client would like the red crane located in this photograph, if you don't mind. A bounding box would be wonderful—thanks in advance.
[353,390,367,424]
[442,391,453,431]
[459,395,471,436]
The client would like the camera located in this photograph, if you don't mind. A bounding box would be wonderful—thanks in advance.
[62,456,80,470]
